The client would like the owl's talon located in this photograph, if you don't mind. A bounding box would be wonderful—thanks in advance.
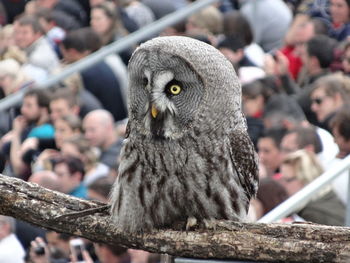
[186,217,197,231]
[203,219,217,231]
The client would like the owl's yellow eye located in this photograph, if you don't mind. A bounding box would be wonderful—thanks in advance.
[169,85,181,95]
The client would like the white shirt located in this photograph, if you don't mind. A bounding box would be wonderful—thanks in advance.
[0,234,25,263]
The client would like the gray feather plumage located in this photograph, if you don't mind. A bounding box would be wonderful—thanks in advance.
[110,36,258,233]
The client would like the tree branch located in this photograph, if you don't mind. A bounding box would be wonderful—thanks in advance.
[1,174,350,263]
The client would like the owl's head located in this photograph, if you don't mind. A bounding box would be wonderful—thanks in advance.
[127,36,244,140]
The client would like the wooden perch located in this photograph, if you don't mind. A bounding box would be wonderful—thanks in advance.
[1,174,350,263]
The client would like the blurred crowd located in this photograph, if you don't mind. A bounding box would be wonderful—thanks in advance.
[1,0,350,262]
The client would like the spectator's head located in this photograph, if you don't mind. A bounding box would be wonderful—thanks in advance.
[28,170,62,191]
[186,6,223,36]
[61,135,100,170]
[242,80,270,117]
[223,10,253,46]
[280,126,322,157]
[83,109,116,149]
[257,128,286,177]
[217,35,245,67]
[330,104,350,157]
[330,0,350,25]
[49,88,80,122]
[94,243,130,263]
[310,73,350,122]
[60,28,102,63]
[36,8,60,33]
[303,35,337,74]
[87,176,115,202]
[0,216,16,239]
[52,156,85,194]
[90,2,127,45]
[0,59,30,96]
[45,230,71,259]
[263,94,307,130]
[21,88,51,124]
[54,114,82,149]
[280,150,323,196]
[14,15,44,49]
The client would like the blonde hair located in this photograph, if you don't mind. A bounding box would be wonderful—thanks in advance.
[282,150,323,185]
[188,6,223,35]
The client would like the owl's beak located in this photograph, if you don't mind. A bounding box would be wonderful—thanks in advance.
[151,104,158,118]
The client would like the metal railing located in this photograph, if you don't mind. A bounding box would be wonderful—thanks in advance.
[0,0,220,112]
[259,154,350,225]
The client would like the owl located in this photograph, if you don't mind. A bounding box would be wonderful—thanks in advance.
[110,36,258,233]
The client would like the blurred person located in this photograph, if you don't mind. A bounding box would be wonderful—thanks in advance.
[185,5,223,45]
[52,155,87,198]
[342,41,350,73]
[218,35,265,84]
[117,0,155,29]
[1,89,54,177]
[90,1,132,65]
[61,135,110,186]
[222,10,265,67]
[94,243,130,263]
[0,24,15,57]
[0,215,25,263]
[35,0,87,28]
[28,170,62,191]
[257,128,286,178]
[328,105,350,204]
[329,0,350,41]
[60,28,127,122]
[87,175,115,202]
[239,0,292,52]
[83,110,123,169]
[49,88,81,122]
[295,35,337,125]
[263,94,339,167]
[14,15,60,73]
[143,0,176,20]
[280,149,345,225]
[310,73,350,131]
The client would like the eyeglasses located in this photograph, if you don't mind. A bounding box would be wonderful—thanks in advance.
[310,96,328,105]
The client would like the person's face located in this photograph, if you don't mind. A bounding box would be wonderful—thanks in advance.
[242,95,264,117]
[89,0,105,7]
[258,137,282,176]
[54,162,77,193]
[14,24,41,49]
[54,119,76,149]
[330,0,350,25]
[21,95,41,123]
[280,133,299,157]
[46,231,70,258]
[310,87,339,122]
[50,99,72,122]
[280,164,304,196]
[0,74,15,95]
[61,142,81,159]
[219,47,242,65]
[91,8,112,35]
[83,118,106,148]
[332,125,350,156]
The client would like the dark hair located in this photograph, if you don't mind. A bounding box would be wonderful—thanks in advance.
[16,15,44,34]
[50,87,79,108]
[286,126,323,154]
[223,10,253,46]
[88,176,115,199]
[61,27,102,53]
[263,94,306,127]
[24,89,51,109]
[217,34,245,52]
[257,177,288,215]
[330,104,350,141]
[242,79,272,102]
[53,155,85,178]
[307,35,337,68]
[260,127,287,149]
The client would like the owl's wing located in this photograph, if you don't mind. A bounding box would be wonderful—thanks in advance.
[229,128,259,205]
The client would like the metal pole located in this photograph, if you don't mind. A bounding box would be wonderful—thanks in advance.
[259,154,350,223]
[0,0,220,112]
[346,168,350,226]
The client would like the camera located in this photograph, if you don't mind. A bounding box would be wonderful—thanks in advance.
[69,238,85,263]
[34,244,45,256]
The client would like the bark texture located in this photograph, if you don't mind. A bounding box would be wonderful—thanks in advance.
[1,174,350,263]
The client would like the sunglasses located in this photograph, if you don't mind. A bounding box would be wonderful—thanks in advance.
[310,96,328,105]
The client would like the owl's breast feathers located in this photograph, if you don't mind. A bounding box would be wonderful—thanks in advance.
[111,126,258,232]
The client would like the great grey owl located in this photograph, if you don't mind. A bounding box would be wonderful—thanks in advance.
[110,36,258,233]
